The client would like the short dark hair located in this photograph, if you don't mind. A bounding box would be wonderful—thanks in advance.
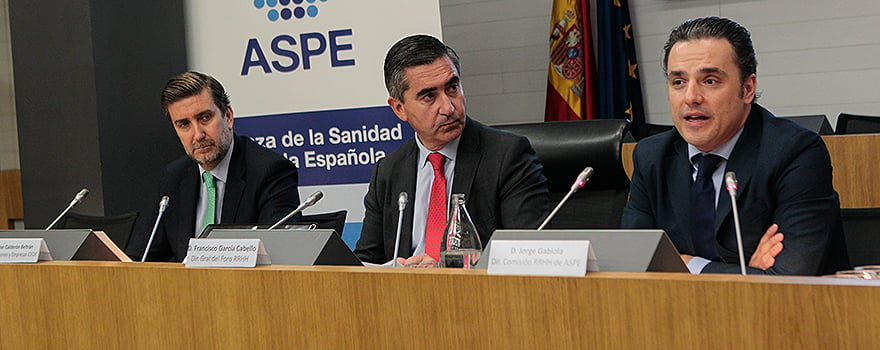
[662,16,757,84]
[160,71,230,119]
[383,34,461,101]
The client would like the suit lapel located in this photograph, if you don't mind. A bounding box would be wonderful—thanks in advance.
[451,117,481,198]
[221,136,246,223]
[394,142,419,257]
[714,108,762,233]
[668,137,696,253]
[176,163,200,238]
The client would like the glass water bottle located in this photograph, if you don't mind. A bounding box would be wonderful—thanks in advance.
[440,193,483,268]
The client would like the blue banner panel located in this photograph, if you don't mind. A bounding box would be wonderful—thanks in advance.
[235,106,413,186]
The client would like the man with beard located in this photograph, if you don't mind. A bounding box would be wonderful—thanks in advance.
[127,71,301,262]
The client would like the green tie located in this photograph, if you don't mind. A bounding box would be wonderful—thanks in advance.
[202,171,216,231]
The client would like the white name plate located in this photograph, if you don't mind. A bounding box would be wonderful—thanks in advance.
[185,238,270,268]
[0,239,52,263]
[487,240,598,276]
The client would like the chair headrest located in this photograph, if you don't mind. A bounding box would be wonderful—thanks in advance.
[493,120,630,191]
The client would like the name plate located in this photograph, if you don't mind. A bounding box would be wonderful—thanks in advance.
[487,240,598,276]
[0,239,52,263]
[185,238,270,268]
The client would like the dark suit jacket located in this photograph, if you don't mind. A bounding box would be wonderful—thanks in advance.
[355,118,550,264]
[622,104,849,275]
[127,134,300,262]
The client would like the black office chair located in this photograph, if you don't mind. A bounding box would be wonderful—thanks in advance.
[299,210,347,236]
[624,123,674,142]
[56,211,140,250]
[494,119,630,229]
[779,114,834,135]
[840,208,880,267]
[835,113,880,134]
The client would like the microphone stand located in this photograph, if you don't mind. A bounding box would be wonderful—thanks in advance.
[538,167,594,231]
[391,192,408,267]
[141,196,170,263]
[725,172,747,275]
[46,189,89,230]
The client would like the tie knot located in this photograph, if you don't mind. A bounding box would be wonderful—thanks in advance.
[428,153,446,172]
[693,153,722,178]
[202,171,216,189]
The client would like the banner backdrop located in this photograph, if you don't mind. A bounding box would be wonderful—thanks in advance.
[185,0,442,247]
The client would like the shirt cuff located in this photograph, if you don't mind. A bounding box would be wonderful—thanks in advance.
[687,256,711,274]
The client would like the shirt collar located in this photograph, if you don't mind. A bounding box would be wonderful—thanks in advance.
[199,136,234,183]
[416,134,461,168]
[687,126,744,164]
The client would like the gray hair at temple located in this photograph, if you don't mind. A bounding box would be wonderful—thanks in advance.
[160,71,230,119]
[383,34,461,102]
[662,16,758,86]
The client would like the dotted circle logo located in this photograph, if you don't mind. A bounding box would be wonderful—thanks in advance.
[252,0,328,21]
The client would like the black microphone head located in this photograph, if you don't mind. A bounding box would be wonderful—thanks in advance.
[398,192,408,210]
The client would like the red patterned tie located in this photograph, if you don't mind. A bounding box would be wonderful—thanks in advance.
[425,153,447,261]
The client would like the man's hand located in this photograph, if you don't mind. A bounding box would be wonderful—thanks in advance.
[749,224,784,270]
[396,254,438,268]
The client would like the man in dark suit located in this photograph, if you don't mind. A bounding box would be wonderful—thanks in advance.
[355,35,549,266]
[127,72,300,262]
[622,17,848,275]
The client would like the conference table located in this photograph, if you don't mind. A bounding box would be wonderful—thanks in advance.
[1,261,878,349]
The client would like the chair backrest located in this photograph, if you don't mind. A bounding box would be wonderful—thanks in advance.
[298,210,348,236]
[779,114,834,135]
[840,208,880,267]
[493,119,630,229]
[835,113,880,134]
[57,212,140,250]
[624,123,674,142]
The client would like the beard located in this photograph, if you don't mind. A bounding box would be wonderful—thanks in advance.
[188,127,233,167]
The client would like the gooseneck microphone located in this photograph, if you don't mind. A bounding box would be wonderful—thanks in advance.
[45,188,90,230]
[537,167,594,231]
[391,192,408,267]
[141,196,170,263]
[725,171,747,275]
[267,191,324,231]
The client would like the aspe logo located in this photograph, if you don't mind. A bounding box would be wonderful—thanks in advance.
[253,0,329,22]
[242,0,355,75]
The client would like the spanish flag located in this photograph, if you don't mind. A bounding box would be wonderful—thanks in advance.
[545,0,596,121]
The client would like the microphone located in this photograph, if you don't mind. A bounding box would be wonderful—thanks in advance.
[141,196,170,263]
[391,192,408,267]
[725,171,747,275]
[537,167,594,231]
[45,188,90,230]
[267,191,323,230]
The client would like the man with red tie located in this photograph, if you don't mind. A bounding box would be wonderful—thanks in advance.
[355,35,549,266]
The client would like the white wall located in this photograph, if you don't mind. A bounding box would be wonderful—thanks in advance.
[440,0,880,129]
[440,0,551,125]
[3,0,879,168]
